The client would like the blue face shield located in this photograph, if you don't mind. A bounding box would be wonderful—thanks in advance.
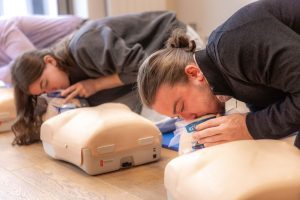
[45,91,89,114]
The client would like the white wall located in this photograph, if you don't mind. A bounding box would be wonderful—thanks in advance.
[73,0,174,18]
[106,0,168,16]
[174,0,257,42]
[73,0,106,19]
[72,0,257,41]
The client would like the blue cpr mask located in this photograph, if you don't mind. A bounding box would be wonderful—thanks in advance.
[46,91,89,113]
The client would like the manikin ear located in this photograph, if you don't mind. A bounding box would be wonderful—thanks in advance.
[184,64,205,82]
[43,55,57,66]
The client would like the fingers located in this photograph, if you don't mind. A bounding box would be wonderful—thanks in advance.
[61,84,87,103]
[63,90,79,103]
[61,86,77,103]
[193,121,229,144]
[195,116,224,131]
[190,114,252,149]
[193,125,221,140]
[61,85,76,97]
[195,133,224,144]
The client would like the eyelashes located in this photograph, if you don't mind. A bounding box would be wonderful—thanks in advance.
[176,102,184,114]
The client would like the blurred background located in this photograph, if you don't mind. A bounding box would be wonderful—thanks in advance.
[0,0,257,42]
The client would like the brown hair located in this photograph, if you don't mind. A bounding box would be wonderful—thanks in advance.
[11,38,75,145]
[137,28,196,107]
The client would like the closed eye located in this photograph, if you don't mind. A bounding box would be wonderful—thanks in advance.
[175,101,184,114]
[180,102,184,113]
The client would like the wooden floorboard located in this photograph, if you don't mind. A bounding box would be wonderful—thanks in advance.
[0,131,177,200]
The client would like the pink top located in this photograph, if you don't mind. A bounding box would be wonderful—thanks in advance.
[0,15,84,67]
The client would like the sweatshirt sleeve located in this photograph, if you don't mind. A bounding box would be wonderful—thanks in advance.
[244,0,300,139]
[69,25,147,85]
[210,0,300,139]
[246,43,300,139]
[262,0,300,34]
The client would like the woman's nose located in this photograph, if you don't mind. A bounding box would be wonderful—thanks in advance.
[44,88,55,94]
[44,89,50,93]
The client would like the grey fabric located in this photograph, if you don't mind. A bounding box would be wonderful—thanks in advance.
[111,88,142,114]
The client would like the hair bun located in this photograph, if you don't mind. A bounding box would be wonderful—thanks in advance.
[166,28,196,52]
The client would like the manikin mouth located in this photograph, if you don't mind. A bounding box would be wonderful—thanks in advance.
[46,90,64,98]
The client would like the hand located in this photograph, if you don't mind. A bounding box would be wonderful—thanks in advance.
[192,113,253,147]
[61,79,97,103]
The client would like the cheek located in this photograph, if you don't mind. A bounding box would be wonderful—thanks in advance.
[28,82,41,95]
[185,100,203,114]
[200,89,217,105]
[54,70,69,86]
[152,104,172,117]
[49,76,66,88]
[185,92,216,113]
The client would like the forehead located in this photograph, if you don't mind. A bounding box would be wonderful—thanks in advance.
[152,83,186,116]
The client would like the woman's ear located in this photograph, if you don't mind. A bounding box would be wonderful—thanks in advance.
[184,64,204,81]
[43,55,57,65]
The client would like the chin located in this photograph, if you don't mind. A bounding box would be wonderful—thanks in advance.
[216,102,225,114]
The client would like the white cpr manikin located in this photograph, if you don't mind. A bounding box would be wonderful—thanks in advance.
[165,139,300,200]
[0,88,15,132]
[41,103,162,175]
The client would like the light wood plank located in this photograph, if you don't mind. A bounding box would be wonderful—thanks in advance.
[0,131,178,199]
[0,167,54,200]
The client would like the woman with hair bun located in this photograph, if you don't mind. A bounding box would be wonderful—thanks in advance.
[137,0,300,149]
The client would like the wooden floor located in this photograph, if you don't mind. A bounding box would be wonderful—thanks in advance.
[0,131,177,200]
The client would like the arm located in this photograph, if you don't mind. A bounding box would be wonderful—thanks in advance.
[91,73,123,91]
[210,36,300,141]
[61,73,123,102]
[193,0,300,146]
[64,26,147,102]
[243,0,300,138]
[69,25,147,86]
[230,29,300,139]
[246,45,300,139]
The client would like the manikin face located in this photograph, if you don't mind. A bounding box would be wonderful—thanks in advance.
[42,97,84,122]
[29,55,70,95]
[152,64,224,120]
